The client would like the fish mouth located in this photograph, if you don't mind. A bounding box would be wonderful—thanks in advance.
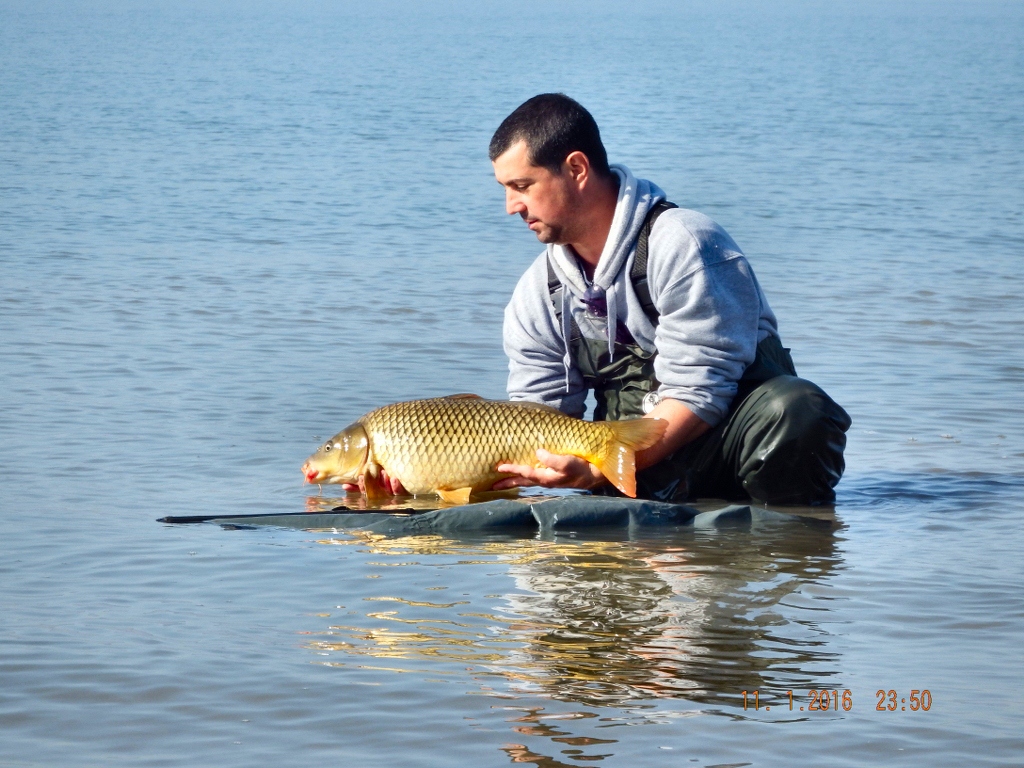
[303,464,348,485]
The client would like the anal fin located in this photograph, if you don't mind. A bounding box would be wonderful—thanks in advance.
[436,487,473,505]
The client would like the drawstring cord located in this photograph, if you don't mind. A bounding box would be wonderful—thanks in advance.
[560,288,573,392]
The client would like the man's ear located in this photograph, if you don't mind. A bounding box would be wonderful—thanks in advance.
[563,150,592,187]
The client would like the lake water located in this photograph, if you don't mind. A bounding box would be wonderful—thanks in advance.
[2,1,1023,765]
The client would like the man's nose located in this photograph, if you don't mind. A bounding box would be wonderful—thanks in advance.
[505,189,526,216]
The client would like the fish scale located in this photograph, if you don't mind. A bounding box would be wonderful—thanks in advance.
[363,399,614,494]
[302,395,667,499]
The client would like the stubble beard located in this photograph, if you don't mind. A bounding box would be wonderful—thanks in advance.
[533,222,565,244]
[525,190,579,246]
[526,210,576,246]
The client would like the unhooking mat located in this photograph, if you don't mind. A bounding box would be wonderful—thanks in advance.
[157,495,818,535]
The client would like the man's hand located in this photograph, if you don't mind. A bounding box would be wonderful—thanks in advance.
[493,449,607,491]
[341,471,406,495]
[492,398,711,494]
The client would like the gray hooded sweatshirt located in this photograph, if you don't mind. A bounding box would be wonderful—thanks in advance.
[503,164,779,427]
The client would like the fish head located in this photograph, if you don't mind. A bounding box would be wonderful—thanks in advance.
[302,423,369,485]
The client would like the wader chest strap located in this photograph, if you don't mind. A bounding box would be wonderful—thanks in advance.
[546,259,582,342]
[630,200,677,326]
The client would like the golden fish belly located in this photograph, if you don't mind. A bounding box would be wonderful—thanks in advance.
[360,398,610,495]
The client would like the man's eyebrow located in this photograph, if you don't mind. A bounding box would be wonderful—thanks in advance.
[499,176,533,186]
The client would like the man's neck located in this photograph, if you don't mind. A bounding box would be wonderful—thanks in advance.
[568,175,620,274]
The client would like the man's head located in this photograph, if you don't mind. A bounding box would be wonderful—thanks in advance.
[489,93,610,178]
[491,94,615,247]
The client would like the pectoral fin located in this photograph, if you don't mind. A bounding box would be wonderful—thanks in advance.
[362,462,388,501]
[436,487,473,505]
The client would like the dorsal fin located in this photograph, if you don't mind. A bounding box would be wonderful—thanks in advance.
[512,400,563,414]
[442,393,484,400]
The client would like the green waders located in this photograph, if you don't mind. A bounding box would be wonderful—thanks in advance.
[548,200,850,504]
[573,332,852,505]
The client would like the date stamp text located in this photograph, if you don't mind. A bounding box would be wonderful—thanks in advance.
[740,689,933,713]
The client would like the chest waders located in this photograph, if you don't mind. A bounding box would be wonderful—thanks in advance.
[549,203,852,505]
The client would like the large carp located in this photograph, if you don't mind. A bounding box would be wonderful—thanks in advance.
[301,394,666,503]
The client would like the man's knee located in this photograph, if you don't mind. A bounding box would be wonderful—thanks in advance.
[738,376,851,504]
[751,376,850,436]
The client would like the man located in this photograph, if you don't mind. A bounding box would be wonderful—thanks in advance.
[490,93,850,504]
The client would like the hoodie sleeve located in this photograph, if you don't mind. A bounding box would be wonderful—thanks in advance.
[647,212,765,427]
[503,254,588,418]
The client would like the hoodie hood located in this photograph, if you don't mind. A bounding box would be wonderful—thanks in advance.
[546,165,666,377]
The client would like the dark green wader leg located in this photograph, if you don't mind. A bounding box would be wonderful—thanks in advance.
[576,335,852,506]
[638,375,852,505]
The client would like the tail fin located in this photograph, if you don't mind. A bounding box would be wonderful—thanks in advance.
[596,418,667,498]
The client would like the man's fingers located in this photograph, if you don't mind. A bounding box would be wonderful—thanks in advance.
[499,464,557,483]
[494,452,605,492]
[535,448,578,472]
[499,459,571,479]
[344,475,404,495]
[492,475,537,490]
[497,463,533,476]
[494,462,559,490]
[493,463,536,491]
[379,470,405,496]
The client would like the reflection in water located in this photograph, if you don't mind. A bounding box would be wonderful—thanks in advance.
[307,516,843,709]
[495,712,614,765]
[304,492,440,513]
[304,491,565,513]
[305,518,841,763]
[500,708,614,767]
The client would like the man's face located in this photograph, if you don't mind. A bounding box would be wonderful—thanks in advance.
[492,141,578,245]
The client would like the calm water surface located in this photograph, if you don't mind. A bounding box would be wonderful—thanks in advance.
[2,1,1023,765]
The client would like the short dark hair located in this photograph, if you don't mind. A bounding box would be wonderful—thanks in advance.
[489,93,611,177]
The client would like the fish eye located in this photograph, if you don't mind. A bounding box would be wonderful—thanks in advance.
[323,443,332,452]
